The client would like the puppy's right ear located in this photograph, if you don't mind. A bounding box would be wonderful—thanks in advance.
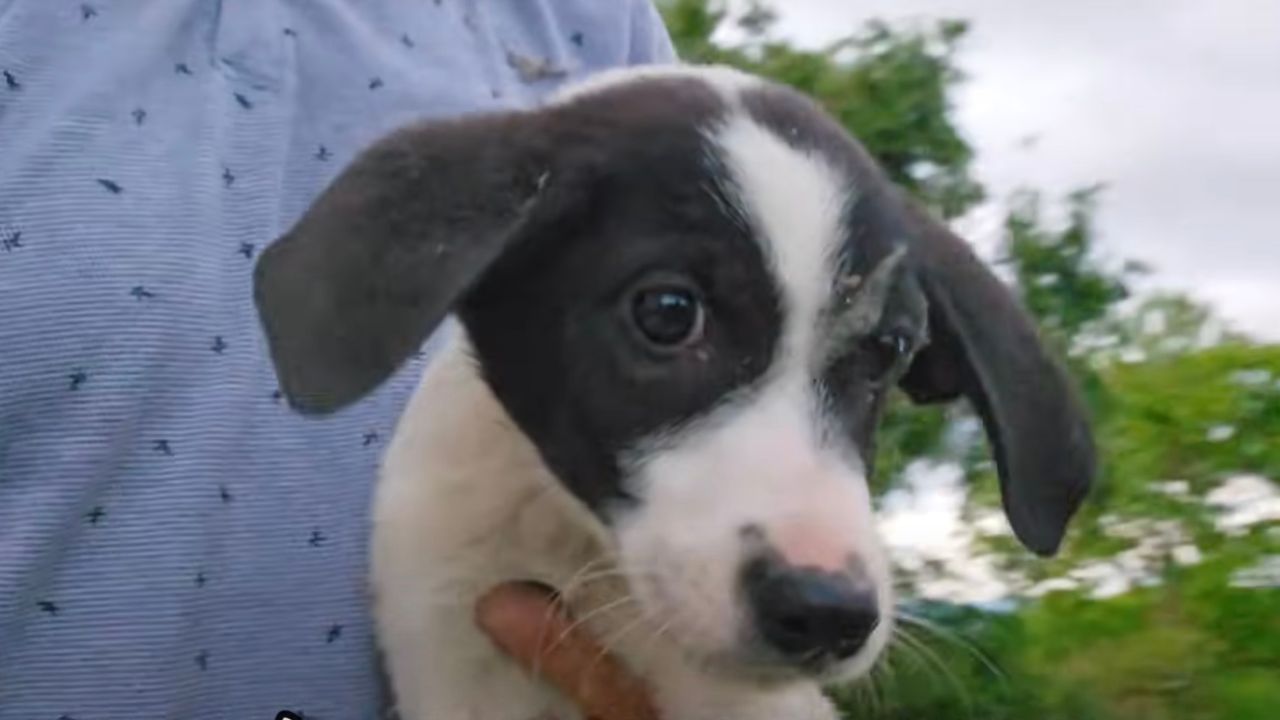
[895,193,1095,557]
[254,112,553,415]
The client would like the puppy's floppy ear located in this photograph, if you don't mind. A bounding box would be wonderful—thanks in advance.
[896,194,1096,557]
[254,111,553,414]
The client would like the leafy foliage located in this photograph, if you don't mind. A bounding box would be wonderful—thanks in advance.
[1000,186,1133,351]
[661,0,983,219]
[657,2,1279,718]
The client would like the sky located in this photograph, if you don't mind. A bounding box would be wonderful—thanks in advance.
[725,0,1278,340]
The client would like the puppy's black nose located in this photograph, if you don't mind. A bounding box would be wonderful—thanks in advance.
[743,558,878,663]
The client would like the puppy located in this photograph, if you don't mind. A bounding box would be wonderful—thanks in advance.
[253,64,1095,720]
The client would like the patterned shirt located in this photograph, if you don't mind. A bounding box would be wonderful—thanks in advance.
[0,2,676,718]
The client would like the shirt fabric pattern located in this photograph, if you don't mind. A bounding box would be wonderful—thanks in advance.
[0,1,676,717]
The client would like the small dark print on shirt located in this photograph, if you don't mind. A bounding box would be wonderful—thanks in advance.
[130,285,155,300]
[85,506,105,525]
[2,230,21,252]
[80,4,97,21]
[234,92,253,110]
[97,178,123,194]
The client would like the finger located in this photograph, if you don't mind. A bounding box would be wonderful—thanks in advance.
[476,582,661,720]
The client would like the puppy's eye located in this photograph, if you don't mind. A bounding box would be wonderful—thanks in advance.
[631,285,705,348]
[864,330,912,380]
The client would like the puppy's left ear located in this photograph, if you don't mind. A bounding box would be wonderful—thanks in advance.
[254,111,556,415]
[896,194,1096,557]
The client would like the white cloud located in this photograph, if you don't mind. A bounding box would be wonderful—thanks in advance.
[726,0,1280,340]
[878,461,1012,604]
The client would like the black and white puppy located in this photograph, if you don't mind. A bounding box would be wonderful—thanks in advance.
[253,64,1095,720]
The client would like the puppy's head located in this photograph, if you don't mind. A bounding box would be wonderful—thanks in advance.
[254,65,1094,684]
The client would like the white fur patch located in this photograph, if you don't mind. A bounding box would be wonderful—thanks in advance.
[710,112,853,377]
[547,62,762,106]
[372,338,612,720]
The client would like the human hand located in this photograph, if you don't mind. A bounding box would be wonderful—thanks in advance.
[476,582,661,720]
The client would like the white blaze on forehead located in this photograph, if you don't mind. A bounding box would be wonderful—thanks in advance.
[548,63,762,106]
[709,112,852,377]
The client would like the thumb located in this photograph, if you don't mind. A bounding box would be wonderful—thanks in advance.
[475,582,661,720]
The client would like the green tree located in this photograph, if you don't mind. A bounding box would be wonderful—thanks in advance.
[660,0,983,219]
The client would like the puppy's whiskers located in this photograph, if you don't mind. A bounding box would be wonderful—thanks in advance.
[531,561,667,680]
[897,610,1006,684]
[581,601,663,684]
[547,594,638,655]
[529,557,613,678]
[892,624,974,717]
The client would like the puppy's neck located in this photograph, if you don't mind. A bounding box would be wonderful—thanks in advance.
[379,331,617,597]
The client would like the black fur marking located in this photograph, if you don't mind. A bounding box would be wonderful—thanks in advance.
[463,79,785,516]
[255,72,1094,547]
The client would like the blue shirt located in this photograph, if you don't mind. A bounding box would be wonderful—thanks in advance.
[0,2,676,717]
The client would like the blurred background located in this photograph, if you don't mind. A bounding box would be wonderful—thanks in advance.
[656,1,1278,718]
